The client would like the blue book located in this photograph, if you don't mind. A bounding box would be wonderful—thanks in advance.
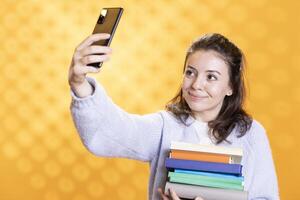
[165,158,242,176]
[174,169,244,181]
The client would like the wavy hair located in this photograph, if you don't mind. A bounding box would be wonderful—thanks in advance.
[165,33,252,144]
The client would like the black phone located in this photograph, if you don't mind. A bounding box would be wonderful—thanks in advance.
[88,7,123,68]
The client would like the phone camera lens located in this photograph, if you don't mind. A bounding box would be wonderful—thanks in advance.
[98,9,107,24]
[98,15,105,24]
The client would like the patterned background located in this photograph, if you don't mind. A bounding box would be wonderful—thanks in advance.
[0,0,299,199]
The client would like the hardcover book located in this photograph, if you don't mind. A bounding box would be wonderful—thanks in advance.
[168,171,244,190]
[165,158,242,176]
[164,182,248,200]
[170,150,242,164]
[171,141,243,156]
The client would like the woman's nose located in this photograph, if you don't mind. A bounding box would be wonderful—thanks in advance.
[192,76,205,90]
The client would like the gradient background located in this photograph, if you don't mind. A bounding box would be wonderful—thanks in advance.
[1,0,299,199]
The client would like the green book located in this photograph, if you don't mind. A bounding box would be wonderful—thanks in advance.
[168,172,244,190]
[169,172,243,184]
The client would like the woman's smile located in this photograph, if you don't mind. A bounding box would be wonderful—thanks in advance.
[188,91,208,101]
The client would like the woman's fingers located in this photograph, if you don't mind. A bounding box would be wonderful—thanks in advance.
[72,64,101,76]
[194,197,204,200]
[83,66,102,74]
[76,33,110,51]
[68,34,110,88]
[70,53,108,82]
[169,188,181,200]
[80,45,112,57]
[79,54,110,65]
[158,188,170,200]
[72,34,112,67]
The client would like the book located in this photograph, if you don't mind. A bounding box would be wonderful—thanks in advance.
[165,182,248,200]
[168,172,244,190]
[170,150,242,164]
[165,158,242,176]
[174,169,244,181]
[171,141,243,157]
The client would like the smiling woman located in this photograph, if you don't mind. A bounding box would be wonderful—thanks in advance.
[166,33,251,144]
[69,33,279,200]
[182,51,233,122]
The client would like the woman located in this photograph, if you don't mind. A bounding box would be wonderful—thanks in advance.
[69,33,279,200]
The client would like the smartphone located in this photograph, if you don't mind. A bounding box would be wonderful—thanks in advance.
[88,7,123,68]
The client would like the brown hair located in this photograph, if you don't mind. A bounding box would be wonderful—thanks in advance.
[166,33,252,144]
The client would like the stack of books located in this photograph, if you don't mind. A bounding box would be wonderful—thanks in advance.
[164,141,248,200]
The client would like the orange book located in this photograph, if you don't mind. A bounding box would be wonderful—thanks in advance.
[170,150,231,164]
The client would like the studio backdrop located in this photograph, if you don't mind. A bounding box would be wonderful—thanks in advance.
[0,0,299,199]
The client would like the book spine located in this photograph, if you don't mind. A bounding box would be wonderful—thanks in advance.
[169,176,244,190]
[164,182,248,200]
[171,141,243,156]
[168,172,243,187]
[170,171,244,183]
[170,150,233,164]
[174,169,244,181]
[165,158,242,176]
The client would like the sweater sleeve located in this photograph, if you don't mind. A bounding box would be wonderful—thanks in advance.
[70,77,164,162]
[248,120,280,200]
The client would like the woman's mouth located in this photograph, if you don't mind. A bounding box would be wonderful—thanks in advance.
[188,92,208,100]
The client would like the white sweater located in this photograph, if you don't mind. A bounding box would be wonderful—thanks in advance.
[70,77,279,200]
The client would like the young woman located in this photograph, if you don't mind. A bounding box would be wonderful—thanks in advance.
[69,33,279,200]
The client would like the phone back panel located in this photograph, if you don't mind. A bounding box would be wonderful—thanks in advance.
[92,8,123,47]
[88,7,123,68]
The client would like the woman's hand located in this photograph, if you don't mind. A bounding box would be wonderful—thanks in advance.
[158,188,204,200]
[158,187,180,200]
[68,33,112,97]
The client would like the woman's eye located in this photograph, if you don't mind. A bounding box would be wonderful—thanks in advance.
[185,70,194,77]
[207,74,217,80]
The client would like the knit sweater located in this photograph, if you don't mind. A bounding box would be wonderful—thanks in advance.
[70,77,279,200]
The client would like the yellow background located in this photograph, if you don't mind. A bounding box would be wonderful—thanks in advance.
[0,0,299,199]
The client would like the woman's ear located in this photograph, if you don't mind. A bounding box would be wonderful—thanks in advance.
[226,89,233,96]
[227,82,233,96]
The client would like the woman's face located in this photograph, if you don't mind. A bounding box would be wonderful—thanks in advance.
[182,50,233,122]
